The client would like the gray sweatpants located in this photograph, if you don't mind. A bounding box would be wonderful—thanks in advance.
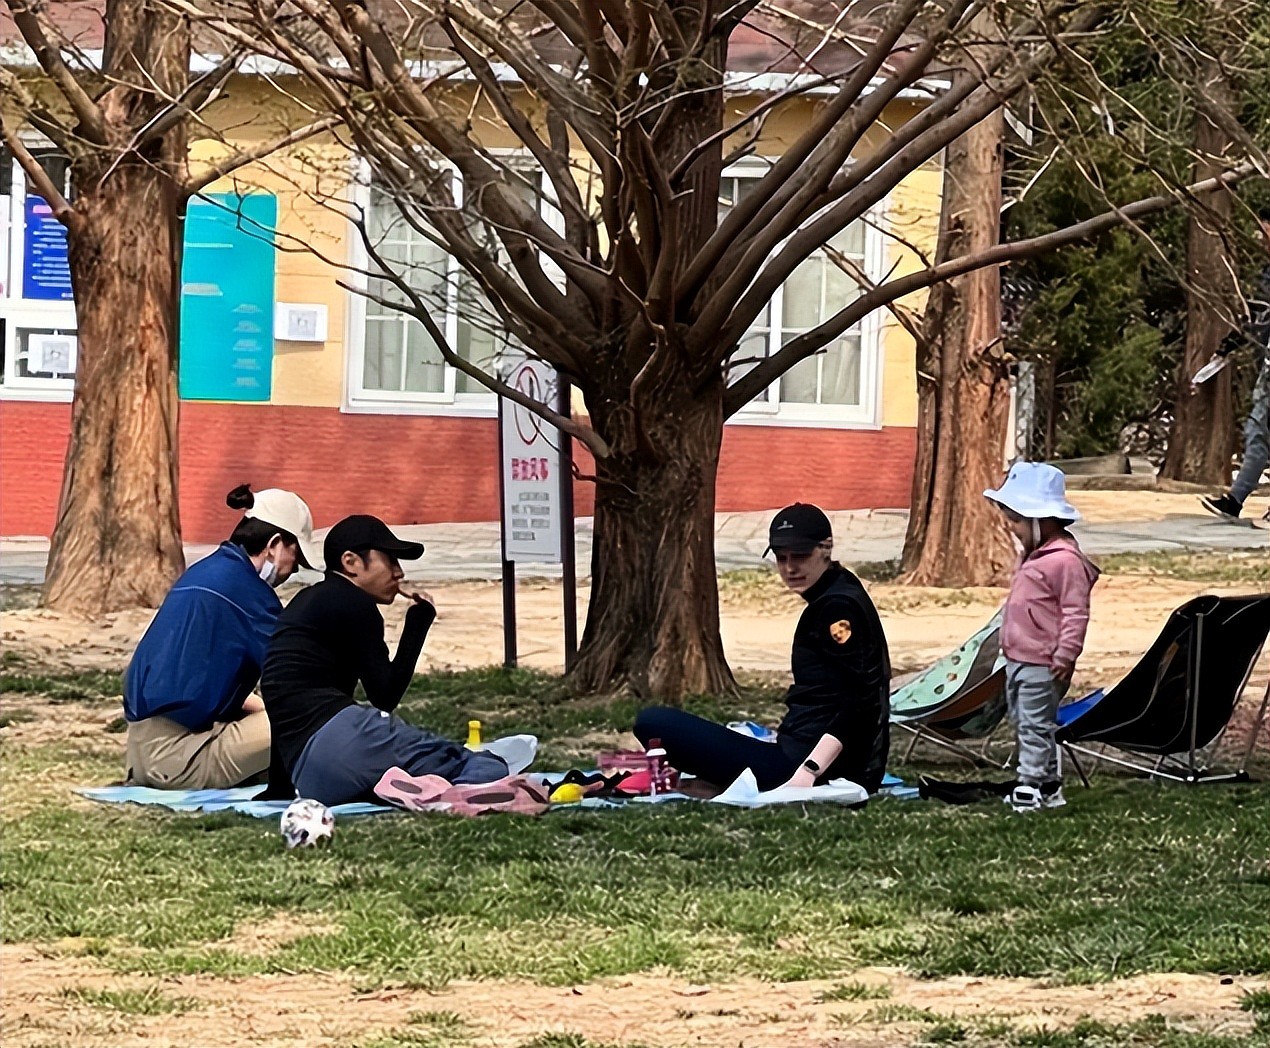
[1005,660,1063,787]
[1231,352,1269,504]
[291,704,509,806]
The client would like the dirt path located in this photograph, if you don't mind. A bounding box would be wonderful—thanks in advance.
[3,570,1263,685]
[2,942,1264,1048]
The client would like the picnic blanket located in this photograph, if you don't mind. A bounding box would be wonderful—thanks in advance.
[76,772,916,818]
[74,785,393,819]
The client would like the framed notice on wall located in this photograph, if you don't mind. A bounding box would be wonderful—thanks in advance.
[179,193,277,401]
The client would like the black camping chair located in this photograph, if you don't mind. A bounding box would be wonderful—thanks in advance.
[1057,594,1270,784]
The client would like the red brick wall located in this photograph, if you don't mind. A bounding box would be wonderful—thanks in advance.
[1,400,914,539]
[0,400,72,536]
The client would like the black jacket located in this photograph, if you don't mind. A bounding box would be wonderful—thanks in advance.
[777,563,891,791]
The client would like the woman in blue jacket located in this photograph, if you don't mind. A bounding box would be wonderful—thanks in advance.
[123,485,321,789]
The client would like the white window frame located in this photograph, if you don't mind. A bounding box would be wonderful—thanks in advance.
[723,161,886,430]
[343,159,509,417]
[342,156,887,426]
[1,143,77,403]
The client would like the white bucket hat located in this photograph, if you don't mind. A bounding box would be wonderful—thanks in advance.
[244,489,324,571]
[984,462,1080,522]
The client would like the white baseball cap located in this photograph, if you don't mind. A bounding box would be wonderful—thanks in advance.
[243,488,324,571]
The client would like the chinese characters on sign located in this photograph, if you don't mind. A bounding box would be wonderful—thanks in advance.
[499,358,563,562]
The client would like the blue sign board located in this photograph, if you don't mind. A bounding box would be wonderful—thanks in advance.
[22,195,74,300]
[179,193,277,401]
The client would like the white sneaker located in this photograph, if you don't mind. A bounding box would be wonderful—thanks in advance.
[1009,784,1042,813]
[480,734,538,774]
[1041,786,1066,808]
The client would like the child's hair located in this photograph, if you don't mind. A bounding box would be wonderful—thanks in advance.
[225,484,299,555]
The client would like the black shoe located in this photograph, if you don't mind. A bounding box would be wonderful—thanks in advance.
[1200,493,1243,519]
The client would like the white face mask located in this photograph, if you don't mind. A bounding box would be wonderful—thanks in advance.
[258,558,280,588]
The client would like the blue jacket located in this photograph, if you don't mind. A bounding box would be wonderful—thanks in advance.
[124,543,282,731]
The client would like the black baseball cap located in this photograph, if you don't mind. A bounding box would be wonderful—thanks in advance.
[766,502,832,554]
[323,514,424,569]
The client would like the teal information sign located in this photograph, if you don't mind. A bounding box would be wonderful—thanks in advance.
[179,193,276,401]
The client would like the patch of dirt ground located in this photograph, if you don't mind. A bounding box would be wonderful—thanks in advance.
[3,568,1266,687]
[2,943,1264,1048]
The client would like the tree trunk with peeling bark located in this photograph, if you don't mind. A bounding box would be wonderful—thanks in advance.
[31,0,190,614]
[43,164,185,612]
[1160,74,1237,486]
[573,371,734,697]
[899,97,1014,586]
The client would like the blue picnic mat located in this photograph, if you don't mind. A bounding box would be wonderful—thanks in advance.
[76,772,917,817]
[74,785,394,819]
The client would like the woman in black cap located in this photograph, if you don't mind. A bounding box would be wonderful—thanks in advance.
[261,514,510,804]
[634,503,891,794]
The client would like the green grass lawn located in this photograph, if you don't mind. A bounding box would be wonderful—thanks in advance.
[3,666,1269,1002]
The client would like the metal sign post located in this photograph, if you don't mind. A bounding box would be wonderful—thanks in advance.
[496,391,518,669]
[557,376,577,672]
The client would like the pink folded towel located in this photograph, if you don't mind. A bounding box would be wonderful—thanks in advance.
[373,768,550,817]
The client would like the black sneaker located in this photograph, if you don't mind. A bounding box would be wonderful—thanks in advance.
[1200,493,1243,519]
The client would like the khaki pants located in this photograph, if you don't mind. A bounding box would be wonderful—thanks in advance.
[125,711,271,789]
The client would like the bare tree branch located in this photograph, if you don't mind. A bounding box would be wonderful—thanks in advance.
[0,109,79,228]
[4,0,107,144]
[354,232,612,458]
[183,113,343,194]
[724,162,1261,413]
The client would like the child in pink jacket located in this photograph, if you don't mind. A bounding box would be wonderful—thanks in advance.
[984,462,1099,813]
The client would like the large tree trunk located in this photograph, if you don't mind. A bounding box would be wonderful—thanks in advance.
[1159,75,1236,485]
[572,374,735,699]
[898,91,1014,586]
[43,167,185,612]
[41,0,189,613]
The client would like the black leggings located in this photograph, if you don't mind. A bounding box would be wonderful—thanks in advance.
[633,707,808,792]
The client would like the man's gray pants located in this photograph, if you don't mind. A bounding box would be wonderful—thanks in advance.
[1231,353,1270,504]
[1005,660,1062,787]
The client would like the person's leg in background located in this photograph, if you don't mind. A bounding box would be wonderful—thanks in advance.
[634,707,796,790]
[1230,358,1270,507]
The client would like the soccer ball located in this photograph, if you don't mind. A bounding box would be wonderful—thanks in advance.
[280,798,335,849]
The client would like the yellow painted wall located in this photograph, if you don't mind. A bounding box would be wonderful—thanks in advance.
[189,102,352,409]
[196,79,942,422]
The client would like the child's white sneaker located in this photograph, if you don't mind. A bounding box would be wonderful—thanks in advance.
[1041,786,1066,809]
[1009,784,1042,813]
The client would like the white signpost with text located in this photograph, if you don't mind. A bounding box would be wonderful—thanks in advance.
[497,357,577,669]
[500,358,562,562]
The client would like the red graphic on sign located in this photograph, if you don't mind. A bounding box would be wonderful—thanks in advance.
[512,364,548,446]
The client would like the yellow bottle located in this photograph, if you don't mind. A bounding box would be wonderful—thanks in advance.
[465,719,482,750]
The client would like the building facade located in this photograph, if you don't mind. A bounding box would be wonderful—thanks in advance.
[0,68,941,542]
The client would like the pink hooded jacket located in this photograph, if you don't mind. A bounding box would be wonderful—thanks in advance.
[1001,534,1100,670]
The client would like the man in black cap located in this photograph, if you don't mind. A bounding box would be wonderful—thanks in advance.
[261,515,509,804]
[634,503,891,794]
